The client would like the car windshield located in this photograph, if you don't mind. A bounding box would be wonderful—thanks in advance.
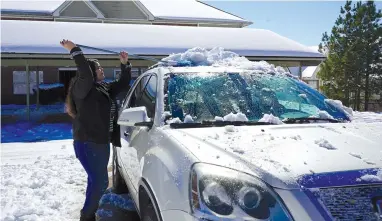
[164,72,349,123]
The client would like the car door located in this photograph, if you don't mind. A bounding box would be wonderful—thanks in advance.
[118,73,158,202]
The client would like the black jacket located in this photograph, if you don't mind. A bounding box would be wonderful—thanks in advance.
[69,47,131,147]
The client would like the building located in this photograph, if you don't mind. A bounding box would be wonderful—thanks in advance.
[301,66,321,91]
[1,0,325,121]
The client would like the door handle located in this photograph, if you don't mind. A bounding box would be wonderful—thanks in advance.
[124,131,129,137]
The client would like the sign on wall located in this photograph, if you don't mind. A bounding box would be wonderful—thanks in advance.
[13,71,43,94]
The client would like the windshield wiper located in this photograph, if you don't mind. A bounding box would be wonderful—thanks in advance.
[282,117,341,124]
[169,120,272,129]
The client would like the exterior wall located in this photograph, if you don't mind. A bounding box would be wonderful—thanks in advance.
[1,66,58,104]
[92,1,147,20]
[1,64,148,105]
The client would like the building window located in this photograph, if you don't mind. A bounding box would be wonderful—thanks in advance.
[13,71,43,94]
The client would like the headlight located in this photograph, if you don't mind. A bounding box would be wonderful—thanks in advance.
[190,163,293,221]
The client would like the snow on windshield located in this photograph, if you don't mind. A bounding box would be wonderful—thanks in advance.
[160,47,351,125]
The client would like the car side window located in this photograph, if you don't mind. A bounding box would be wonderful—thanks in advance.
[125,74,157,119]
[136,75,157,119]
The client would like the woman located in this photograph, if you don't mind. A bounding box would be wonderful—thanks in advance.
[60,39,131,221]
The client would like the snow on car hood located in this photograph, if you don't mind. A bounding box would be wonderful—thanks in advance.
[165,122,382,189]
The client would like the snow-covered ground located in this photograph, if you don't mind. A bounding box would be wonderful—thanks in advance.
[0,140,113,221]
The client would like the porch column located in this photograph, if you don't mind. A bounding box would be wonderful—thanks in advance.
[26,62,30,121]
[298,62,302,79]
[36,66,40,110]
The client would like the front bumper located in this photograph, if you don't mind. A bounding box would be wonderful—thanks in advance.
[161,210,198,221]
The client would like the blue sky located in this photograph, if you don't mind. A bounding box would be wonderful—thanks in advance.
[205,1,382,47]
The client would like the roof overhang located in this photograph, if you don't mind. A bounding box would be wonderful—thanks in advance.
[1,20,325,66]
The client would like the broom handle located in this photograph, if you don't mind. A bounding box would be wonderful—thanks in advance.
[76,44,164,63]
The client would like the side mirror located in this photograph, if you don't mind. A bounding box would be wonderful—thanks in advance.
[117,106,152,127]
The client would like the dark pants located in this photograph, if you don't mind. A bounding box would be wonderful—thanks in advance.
[74,141,110,218]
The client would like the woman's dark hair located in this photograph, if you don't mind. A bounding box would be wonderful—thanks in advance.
[65,58,99,118]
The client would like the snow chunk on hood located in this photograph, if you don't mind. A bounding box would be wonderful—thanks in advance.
[258,114,284,125]
[162,47,288,74]
[223,112,248,122]
[314,138,337,150]
[166,117,182,124]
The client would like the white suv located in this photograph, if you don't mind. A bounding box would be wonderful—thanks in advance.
[113,65,382,221]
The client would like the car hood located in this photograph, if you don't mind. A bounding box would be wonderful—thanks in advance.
[165,122,382,189]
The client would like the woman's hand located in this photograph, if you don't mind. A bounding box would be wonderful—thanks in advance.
[60,39,76,51]
[120,51,129,65]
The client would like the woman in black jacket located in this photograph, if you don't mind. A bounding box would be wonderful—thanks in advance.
[60,39,131,221]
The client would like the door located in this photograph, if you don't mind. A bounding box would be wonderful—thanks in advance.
[59,70,77,98]
[118,73,158,202]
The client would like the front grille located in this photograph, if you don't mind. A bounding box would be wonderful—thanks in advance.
[310,185,382,221]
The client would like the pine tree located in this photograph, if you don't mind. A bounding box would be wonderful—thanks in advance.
[317,0,381,111]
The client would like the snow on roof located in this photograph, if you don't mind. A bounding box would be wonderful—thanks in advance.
[0,0,65,13]
[1,20,325,59]
[1,0,250,24]
[309,46,319,52]
[139,0,249,23]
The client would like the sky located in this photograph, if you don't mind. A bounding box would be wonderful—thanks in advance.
[205,1,382,47]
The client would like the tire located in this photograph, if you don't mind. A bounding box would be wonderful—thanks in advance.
[141,203,158,221]
[112,146,129,194]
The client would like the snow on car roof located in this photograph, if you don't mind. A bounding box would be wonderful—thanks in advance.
[1,20,324,59]
[139,0,249,23]
[158,47,291,75]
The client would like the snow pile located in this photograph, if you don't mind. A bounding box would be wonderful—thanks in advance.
[357,169,382,182]
[222,112,248,122]
[324,99,353,118]
[352,111,382,123]
[0,140,93,221]
[162,47,288,74]
[316,110,334,120]
[214,116,224,121]
[184,115,194,123]
[225,125,237,133]
[166,117,182,124]
[258,114,284,125]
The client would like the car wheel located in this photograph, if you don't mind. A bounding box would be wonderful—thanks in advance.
[141,203,158,221]
[112,147,129,194]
